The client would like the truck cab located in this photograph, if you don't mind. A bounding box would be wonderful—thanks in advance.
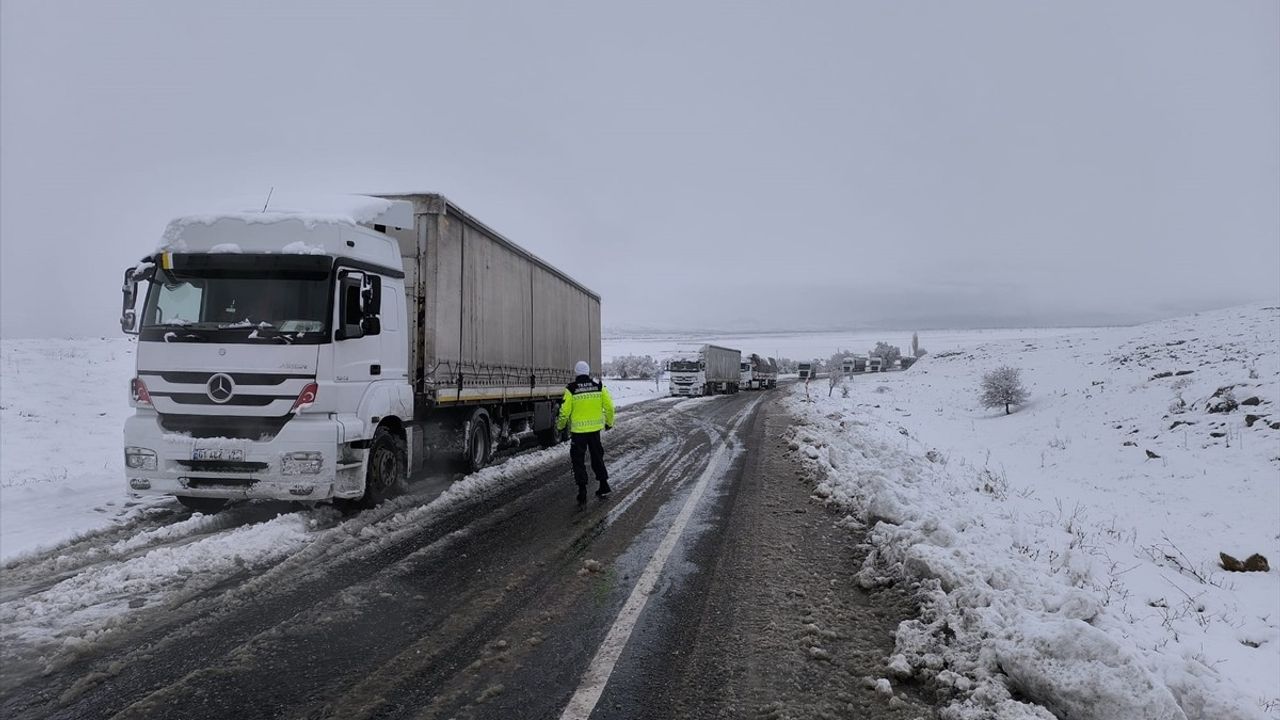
[667,357,705,396]
[121,201,416,512]
[740,360,754,389]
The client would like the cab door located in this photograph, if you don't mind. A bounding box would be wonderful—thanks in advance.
[331,270,382,390]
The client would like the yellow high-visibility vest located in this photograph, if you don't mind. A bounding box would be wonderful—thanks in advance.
[556,378,615,434]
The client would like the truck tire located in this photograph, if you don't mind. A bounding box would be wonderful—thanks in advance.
[465,412,491,474]
[177,496,228,514]
[536,427,559,449]
[335,426,407,513]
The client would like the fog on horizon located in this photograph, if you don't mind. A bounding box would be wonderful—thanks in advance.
[2,1,1277,339]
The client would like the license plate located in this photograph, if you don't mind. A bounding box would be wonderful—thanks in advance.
[192,448,245,462]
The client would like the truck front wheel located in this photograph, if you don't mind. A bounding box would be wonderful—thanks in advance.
[336,426,407,513]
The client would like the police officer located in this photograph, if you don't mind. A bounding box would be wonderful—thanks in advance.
[556,360,615,504]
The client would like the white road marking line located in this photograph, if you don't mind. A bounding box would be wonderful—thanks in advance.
[559,400,758,720]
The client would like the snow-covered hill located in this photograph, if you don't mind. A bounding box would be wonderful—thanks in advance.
[786,305,1279,719]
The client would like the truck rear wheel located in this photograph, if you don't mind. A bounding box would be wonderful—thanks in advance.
[336,426,407,513]
[465,412,491,473]
[177,496,228,514]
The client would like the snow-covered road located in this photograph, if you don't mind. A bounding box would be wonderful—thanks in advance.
[0,387,934,720]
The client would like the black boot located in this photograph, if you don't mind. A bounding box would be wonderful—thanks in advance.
[595,480,612,497]
[576,485,588,504]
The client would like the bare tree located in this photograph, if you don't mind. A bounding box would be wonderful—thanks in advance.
[827,351,849,396]
[980,366,1030,415]
[604,355,659,379]
[871,342,901,368]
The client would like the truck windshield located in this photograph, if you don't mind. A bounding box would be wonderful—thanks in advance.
[669,361,701,372]
[139,255,332,344]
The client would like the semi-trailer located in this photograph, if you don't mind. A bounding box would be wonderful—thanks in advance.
[667,344,741,396]
[120,193,599,512]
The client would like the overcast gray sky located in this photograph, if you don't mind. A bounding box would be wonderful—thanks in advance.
[2,0,1277,338]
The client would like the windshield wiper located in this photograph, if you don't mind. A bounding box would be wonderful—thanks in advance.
[244,326,297,344]
[161,331,208,343]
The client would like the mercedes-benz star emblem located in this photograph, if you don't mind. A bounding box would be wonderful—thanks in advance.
[206,373,235,404]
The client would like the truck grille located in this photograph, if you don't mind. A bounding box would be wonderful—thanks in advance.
[176,460,270,472]
[148,372,310,386]
[159,414,291,440]
[184,477,257,489]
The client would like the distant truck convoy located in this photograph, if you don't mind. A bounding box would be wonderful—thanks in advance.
[120,193,600,512]
[839,355,867,374]
[668,344,742,396]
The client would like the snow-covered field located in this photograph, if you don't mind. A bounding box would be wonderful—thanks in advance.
[602,377,669,408]
[785,305,1280,719]
[0,339,148,561]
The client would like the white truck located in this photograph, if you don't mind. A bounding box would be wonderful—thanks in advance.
[120,194,600,512]
[742,354,777,390]
[797,361,814,380]
[667,344,741,396]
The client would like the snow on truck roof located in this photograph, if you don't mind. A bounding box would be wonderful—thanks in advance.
[156,192,599,301]
[160,194,414,246]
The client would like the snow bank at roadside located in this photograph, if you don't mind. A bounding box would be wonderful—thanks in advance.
[785,305,1279,720]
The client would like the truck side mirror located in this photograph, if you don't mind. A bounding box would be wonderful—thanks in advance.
[359,274,382,335]
[335,273,365,341]
[121,268,139,334]
[362,274,381,315]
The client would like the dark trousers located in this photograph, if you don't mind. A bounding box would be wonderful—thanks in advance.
[570,431,608,488]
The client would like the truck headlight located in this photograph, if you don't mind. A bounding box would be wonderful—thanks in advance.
[281,451,323,475]
[125,447,158,471]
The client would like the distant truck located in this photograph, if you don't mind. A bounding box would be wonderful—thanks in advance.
[839,356,855,375]
[868,356,883,372]
[797,361,814,380]
[741,354,777,390]
[668,344,741,396]
[120,193,599,513]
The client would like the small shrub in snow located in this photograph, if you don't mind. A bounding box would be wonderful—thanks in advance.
[979,366,1030,415]
[1168,377,1193,414]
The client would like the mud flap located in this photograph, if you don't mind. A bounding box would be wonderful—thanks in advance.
[532,400,559,434]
